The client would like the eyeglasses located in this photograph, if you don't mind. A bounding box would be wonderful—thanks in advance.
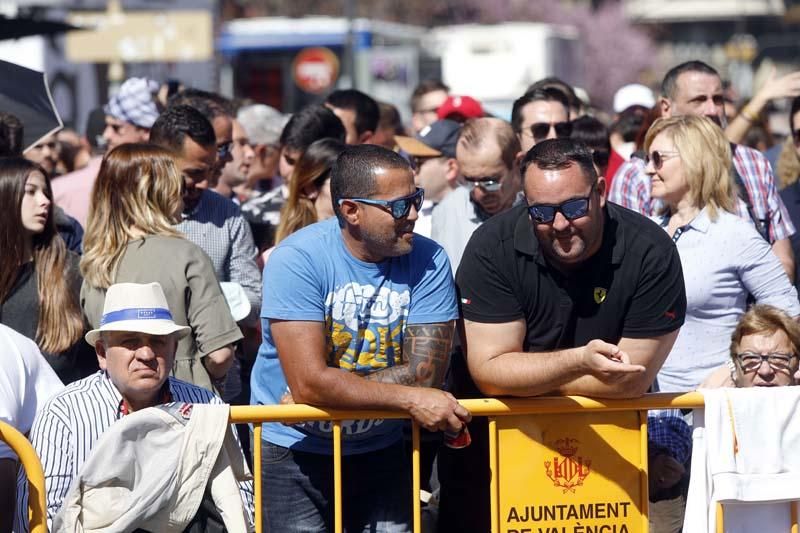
[463,175,504,193]
[736,352,797,373]
[527,183,596,224]
[645,150,680,170]
[217,141,233,160]
[528,121,573,143]
[339,187,425,219]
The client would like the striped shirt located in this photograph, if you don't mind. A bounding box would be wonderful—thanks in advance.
[15,372,254,531]
[177,189,262,319]
[607,145,795,243]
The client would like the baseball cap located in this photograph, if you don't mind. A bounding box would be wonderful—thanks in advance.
[613,84,655,113]
[437,95,484,121]
[395,119,461,159]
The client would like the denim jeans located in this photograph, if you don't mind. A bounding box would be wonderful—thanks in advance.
[261,440,412,533]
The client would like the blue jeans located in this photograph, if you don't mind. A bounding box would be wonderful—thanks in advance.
[261,440,413,533]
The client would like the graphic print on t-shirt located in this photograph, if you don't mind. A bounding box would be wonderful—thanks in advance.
[325,281,410,372]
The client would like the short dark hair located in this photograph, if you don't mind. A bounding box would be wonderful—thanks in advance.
[410,80,449,112]
[661,60,719,100]
[610,106,648,142]
[570,116,611,172]
[378,102,405,135]
[279,105,346,152]
[520,138,597,184]
[149,105,217,154]
[325,89,380,136]
[0,112,24,156]
[168,88,232,120]
[330,144,411,226]
[527,77,580,113]
[511,88,570,134]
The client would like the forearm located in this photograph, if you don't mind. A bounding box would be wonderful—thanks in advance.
[725,95,767,144]
[772,238,795,283]
[364,322,454,388]
[203,345,235,379]
[469,348,586,397]
[557,373,650,399]
[291,366,416,412]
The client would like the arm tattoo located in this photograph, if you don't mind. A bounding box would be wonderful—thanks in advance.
[365,321,454,388]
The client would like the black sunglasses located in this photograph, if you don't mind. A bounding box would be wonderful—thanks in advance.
[340,187,425,219]
[527,183,596,224]
[530,121,573,142]
[644,150,679,170]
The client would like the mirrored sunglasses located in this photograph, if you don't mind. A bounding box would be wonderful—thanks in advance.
[341,187,425,220]
[527,183,596,224]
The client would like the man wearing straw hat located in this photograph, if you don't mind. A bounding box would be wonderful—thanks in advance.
[18,282,253,529]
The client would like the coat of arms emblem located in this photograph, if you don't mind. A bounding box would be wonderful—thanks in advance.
[544,438,591,493]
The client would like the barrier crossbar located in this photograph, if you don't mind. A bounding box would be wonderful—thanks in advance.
[230,392,707,533]
[0,421,46,533]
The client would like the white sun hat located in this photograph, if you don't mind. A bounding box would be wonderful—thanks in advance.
[85,282,191,346]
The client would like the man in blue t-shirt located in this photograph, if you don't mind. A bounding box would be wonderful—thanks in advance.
[252,144,470,532]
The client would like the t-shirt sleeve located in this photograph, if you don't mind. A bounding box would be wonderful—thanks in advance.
[622,241,687,338]
[408,244,459,324]
[185,245,244,355]
[0,330,63,461]
[261,244,326,321]
[456,230,524,323]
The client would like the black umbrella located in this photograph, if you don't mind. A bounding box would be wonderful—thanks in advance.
[0,60,63,152]
[0,14,83,41]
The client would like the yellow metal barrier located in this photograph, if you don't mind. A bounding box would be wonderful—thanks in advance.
[0,420,46,533]
[231,392,709,533]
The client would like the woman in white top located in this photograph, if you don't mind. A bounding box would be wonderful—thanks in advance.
[645,115,800,392]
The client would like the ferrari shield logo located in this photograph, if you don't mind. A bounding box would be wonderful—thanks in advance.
[593,287,607,304]
[544,438,592,493]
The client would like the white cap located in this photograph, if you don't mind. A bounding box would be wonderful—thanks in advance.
[613,84,655,113]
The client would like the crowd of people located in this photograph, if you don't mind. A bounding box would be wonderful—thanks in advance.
[1,56,800,533]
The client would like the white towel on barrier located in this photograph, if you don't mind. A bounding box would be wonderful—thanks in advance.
[684,387,800,533]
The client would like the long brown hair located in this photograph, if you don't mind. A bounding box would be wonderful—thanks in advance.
[275,138,345,243]
[0,157,83,353]
[81,143,183,288]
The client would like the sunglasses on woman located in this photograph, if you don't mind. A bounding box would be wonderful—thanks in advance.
[529,121,573,143]
[644,150,679,170]
[527,183,596,224]
[736,352,796,373]
[339,187,425,219]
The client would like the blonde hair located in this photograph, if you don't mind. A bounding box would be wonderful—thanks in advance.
[644,116,737,220]
[81,144,183,288]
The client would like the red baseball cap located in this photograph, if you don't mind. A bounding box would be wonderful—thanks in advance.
[437,95,484,121]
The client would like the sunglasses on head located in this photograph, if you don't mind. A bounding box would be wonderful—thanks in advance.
[530,121,573,142]
[340,187,425,220]
[527,182,596,224]
[217,141,233,160]
[644,150,679,170]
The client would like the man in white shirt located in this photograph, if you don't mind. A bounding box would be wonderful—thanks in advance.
[0,324,63,532]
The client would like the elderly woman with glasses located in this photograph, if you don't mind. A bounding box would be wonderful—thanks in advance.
[644,115,800,393]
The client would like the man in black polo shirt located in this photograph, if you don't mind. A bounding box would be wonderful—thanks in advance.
[437,138,686,532]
